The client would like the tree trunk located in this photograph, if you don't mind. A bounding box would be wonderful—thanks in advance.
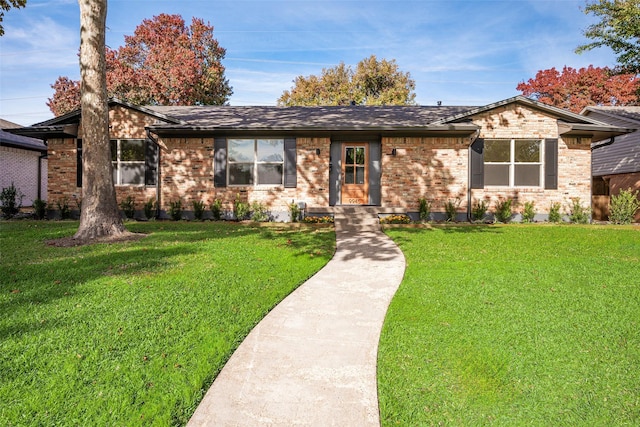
[74,0,128,240]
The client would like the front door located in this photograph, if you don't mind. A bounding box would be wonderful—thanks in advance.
[341,143,368,205]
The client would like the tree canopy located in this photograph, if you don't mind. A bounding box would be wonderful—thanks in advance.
[0,0,26,36]
[576,0,640,73]
[48,13,232,116]
[278,55,416,106]
[517,65,639,113]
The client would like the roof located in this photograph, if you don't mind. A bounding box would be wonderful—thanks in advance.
[0,119,47,152]
[6,96,634,142]
[582,106,640,124]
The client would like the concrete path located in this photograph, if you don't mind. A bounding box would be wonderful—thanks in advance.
[187,228,406,426]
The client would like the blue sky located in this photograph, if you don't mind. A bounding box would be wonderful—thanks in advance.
[0,0,617,126]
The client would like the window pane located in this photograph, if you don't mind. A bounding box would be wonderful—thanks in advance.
[345,147,355,165]
[120,163,145,185]
[258,164,283,185]
[229,139,254,162]
[355,147,365,165]
[484,164,509,186]
[345,166,355,184]
[515,140,540,163]
[484,140,510,162]
[120,140,145,161]
[257,139,284,162]
[515,164,540,186]
[229,163,254,185]
[110,140,117,161]
[356,166,365,184]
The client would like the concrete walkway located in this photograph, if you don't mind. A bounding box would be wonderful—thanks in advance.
[187,228,406,426]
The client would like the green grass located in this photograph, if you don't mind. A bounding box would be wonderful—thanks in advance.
[0,220,335,426]
[379,225,640,426]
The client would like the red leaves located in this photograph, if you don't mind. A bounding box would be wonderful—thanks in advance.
[48,14,232,116]
[517,65,640,113]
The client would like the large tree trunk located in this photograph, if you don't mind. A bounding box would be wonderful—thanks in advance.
[74,0,128,240]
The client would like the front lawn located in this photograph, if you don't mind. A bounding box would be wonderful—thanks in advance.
[0,221,335,426]
[378,225,640,426]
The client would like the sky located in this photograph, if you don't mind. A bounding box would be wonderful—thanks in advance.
[0,0,618,126]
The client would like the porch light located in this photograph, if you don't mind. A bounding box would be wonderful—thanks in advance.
[316,148,321,155]
[391,148,397,156]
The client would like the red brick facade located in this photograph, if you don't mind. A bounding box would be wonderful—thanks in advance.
[46,102,594,220]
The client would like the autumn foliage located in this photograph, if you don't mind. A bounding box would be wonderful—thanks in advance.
[48,14,232,116]
[517,65,639,113]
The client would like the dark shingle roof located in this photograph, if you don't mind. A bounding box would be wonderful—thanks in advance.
[0,119,47,152]
[583,106,640,123]
[146,105,477,130]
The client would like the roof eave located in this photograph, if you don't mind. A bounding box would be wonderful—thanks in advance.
[557,121,636,142]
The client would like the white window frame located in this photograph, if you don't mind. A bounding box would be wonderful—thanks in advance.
[111,139,146,186]
[484,139,544,188]
[227,138,284,187]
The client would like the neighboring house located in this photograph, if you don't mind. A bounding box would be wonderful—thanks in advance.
[0,119,48,207]
[9,96,632,221]
[582,106,640,222]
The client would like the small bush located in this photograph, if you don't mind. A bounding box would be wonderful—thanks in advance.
[494,198,514,223]
[119,196,136,219]
[548,202,562,223]
[0,183,24,218]
[522,201,536,223]
[471,199,488,222]
[444,199,460,222]
[33,199,47,220]
[250,201,270,222]
[192,200,206,221]
[418,198,431,222]
[210,199,223,221]
[289,201,301,223]
[56,198,71,220]
[303,216,334,223]
[380,214,411,224]
[609,188,640,224]
[144,198,156,220]
[169,200,183,221]
[568,197,590,224]
[233,195,249,221]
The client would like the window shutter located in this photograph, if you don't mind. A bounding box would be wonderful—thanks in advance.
[76,139,82,187]
[284,138,297,188]
[145,139,158,186]
[545,138,558,189]
[214,138,227,187]
[368,141,381,205]
[470,138,484,189]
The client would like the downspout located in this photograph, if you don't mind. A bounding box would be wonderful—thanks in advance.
[467,131,479,222]
[591,137,614,151]
[146,129,161,219]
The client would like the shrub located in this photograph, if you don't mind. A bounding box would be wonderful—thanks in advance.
[210,199,223,221]
[119,196,136,219]
[0,183,24,218]
[144,198,156,220]
[522,201,536,223]
[471,199,488,222]
[609,189,640,224]
[568,197,590,224]
[380,214,411,224]
[303,216,334,223]
[169,200,183,221]
[289,201,301,223]
[494,198,514,223]
[233,195,249,221]
[418,198,431,222]
[548,202,562,223]
[56,198,71,220]
[192,200,206,221]
[444,199,460,222]
[250,201,270,222]
[33,199,47,220]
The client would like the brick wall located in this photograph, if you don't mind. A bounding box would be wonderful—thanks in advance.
[0,146,47,206]
[469,104,592,218]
